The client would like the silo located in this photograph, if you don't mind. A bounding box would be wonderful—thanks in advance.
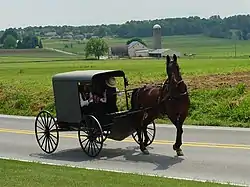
[152,24,162,49]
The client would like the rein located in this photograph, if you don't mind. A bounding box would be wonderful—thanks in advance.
[158,78,188,105]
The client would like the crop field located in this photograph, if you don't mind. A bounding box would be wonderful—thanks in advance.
[0,56,250,127]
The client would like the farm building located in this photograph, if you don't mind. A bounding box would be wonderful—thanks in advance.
[109,45,128,57]
[135,49,149,57]
[148,49,181,58]
[128,41,148,57]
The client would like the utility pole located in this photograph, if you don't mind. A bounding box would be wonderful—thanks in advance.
[233,33,237,58]
[234,38,237,58]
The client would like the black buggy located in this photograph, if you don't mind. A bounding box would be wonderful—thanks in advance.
[34,70,156,157]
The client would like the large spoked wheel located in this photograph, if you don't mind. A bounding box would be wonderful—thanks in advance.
[35,110,59,154]
[78,115,104,157]
[132,121,156,147]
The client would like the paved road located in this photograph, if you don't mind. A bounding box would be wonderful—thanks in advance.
[0,115,250,186]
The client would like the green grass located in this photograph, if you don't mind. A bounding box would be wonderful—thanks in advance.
[1,57,250,127]
[42,34,250,57]
[0,159,235,187]
[0,34,250,127]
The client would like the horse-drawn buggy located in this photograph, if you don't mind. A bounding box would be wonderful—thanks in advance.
[34,69,156,157]
[34,54,190,157]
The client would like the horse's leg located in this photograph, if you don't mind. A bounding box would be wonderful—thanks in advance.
[173,115,184,156]
[143,124,149,147]
[138,113,149,155]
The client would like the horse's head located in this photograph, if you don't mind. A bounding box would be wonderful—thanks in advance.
[166,54,181,82]
[160,54,189,114]
[166,54,188,95]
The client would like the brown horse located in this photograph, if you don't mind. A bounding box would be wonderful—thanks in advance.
[131,54,190,156]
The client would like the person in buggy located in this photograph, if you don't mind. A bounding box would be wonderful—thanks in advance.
[79,77,122,125]
[103,77,122,113]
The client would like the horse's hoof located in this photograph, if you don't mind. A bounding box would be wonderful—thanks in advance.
[176,150,184,156]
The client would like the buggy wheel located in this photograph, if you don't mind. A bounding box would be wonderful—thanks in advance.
[132,121,156,147]
[78,115,104,157]
[35,110,59,154]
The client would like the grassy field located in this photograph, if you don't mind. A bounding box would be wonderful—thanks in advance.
[0,159,236,187]
[0,56,250,127]
[0,34,250,127]
[42,34,250,58]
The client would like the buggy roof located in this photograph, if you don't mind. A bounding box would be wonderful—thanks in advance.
[52,70,125,82]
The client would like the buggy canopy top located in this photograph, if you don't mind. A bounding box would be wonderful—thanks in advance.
[52,70,125,82]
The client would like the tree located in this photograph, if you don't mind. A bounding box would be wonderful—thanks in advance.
[0,28,18,44]
[85,38,109,60]
[3,35,17,49]
[19,35,40,49]
[126,37,147,46]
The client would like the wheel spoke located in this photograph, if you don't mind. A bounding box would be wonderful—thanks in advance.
[147,127,154,131]
[38,120,45,129]
[47,137,51,153]
[90,142,94,156]
[81,138,88,144]
[43,113,47,127]
[84,140,90,150]
[87,141,91,153]
[40,135,46,148]
[38,133,45,141]
[45,114,50,127]
[49,135,56,147]
[48,117,53,130]
[93,140,100,150]
[50,133,57,140]
[36,125,44,131]
[39,115,45,126]
[147,131,153,138]
[44,137,48,151]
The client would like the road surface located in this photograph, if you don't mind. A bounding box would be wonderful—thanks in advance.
[0,115,250,186]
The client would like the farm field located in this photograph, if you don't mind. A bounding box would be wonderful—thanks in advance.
[0,34,250,127]
[0,55,250,127]
[42,34,250,58]
[0,159,236,187]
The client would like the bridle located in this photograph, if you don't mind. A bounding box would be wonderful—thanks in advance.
[158,73,188,106]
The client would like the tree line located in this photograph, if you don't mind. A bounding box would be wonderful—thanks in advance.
[0,28,43,49]
[1,14,250,40]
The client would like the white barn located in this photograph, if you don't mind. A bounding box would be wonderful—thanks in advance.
[128,41,148,57]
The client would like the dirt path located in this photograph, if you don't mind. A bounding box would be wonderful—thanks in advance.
[185,71,250,90]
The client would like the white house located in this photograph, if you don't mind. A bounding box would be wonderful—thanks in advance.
[128,41,147,57]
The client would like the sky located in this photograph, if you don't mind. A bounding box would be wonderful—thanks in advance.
[0,0,249,30]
